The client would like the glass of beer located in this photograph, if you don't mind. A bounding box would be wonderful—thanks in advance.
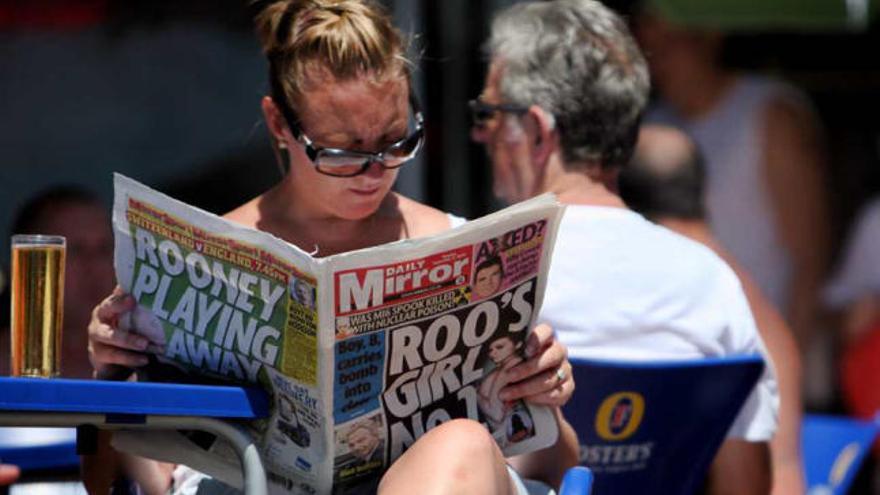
[10,235,66,377]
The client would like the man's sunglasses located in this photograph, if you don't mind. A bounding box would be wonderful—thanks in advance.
[468,99,529,127]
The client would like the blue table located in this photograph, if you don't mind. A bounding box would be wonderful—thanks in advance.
[0,377,270,494]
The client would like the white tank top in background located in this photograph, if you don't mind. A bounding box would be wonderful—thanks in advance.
[647,76,810,311]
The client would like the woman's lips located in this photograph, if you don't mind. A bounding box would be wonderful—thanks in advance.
[349,186,380,196]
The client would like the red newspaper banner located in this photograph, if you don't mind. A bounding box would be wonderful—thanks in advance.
[334,246,472,317]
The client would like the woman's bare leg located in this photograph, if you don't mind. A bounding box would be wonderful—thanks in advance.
[378,419,515,495]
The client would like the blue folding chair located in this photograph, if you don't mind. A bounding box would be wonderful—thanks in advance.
[561,355,764,495]
[801,413,880,495]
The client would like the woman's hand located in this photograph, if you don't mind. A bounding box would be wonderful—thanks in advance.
[497,323,574,408]
[88,287,151,377]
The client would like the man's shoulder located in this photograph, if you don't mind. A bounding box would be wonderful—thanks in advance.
[559,205,735,275]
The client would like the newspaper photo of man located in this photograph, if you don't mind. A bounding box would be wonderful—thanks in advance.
[290,277,316,309]
[335,316,354,339]
[333,415,385,494]
[472,255,505,301]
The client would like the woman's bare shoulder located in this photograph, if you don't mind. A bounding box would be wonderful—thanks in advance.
[222,196,263,229]
[393,193,455,238]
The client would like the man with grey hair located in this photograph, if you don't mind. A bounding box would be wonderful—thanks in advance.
[473,0,778,492]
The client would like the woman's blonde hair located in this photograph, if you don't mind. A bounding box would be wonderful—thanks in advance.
[255,0,410,123]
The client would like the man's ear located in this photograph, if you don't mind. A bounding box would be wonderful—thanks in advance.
[526,105,556,166]
[261,96,289,142]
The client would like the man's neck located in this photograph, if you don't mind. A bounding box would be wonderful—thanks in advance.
[657,217,717,247]
[541,158,627,208]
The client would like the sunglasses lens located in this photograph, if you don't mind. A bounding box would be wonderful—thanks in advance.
[470,106,494,126]
[315,152,368,177]
[386,130,423,160]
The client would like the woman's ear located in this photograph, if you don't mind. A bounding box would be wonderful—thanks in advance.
[261,96,288,143]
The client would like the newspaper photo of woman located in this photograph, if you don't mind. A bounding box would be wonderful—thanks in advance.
[477,334,535,445]
[472,255,504,301]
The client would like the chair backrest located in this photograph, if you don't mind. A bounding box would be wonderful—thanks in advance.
[801,413,880,495]
[561,354,764,495]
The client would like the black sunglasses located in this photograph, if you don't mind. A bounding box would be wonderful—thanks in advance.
[468,99,529,127]
[290,98,424,178]
[269,59,424,178]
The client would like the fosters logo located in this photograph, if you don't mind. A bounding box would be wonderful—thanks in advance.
[581,391,653,473]
[595,392,645,441]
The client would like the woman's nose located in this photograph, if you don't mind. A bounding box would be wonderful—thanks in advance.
[362,159,387,179]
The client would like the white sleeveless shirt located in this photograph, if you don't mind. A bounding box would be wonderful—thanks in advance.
[647,76,809,310]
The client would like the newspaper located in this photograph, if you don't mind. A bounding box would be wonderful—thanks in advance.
[111,173,565,494]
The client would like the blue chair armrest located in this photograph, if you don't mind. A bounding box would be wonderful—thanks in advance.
[559,466,594,495]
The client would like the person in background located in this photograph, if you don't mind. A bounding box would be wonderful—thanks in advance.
[621,124,806,494]
[634,3,831,355]
[824,196,880,342]
[1,186,115,378]
[471,0,778,492]
[1,186,126,493]
[823,194,880,483]
[87,0,578,493]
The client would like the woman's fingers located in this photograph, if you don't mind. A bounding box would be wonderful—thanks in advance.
[500,359,574,407]
[498,324,574,407]
[88,288,149,374]
[523,323,554,358]
[505,331,567,384]
[90,340,149,368]
[90,321,149,352]
[93,288,135,324]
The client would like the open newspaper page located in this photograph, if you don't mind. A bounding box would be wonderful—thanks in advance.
[112,173,564,495]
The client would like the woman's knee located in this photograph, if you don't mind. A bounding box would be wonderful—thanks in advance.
[380,419,511,494]
[419,419,500,458]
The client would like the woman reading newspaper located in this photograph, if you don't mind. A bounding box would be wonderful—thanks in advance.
[87,1,578,494]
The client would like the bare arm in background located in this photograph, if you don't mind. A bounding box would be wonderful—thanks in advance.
[731,261,805,495]
[660,222,806,494]
[763,97,830,351]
